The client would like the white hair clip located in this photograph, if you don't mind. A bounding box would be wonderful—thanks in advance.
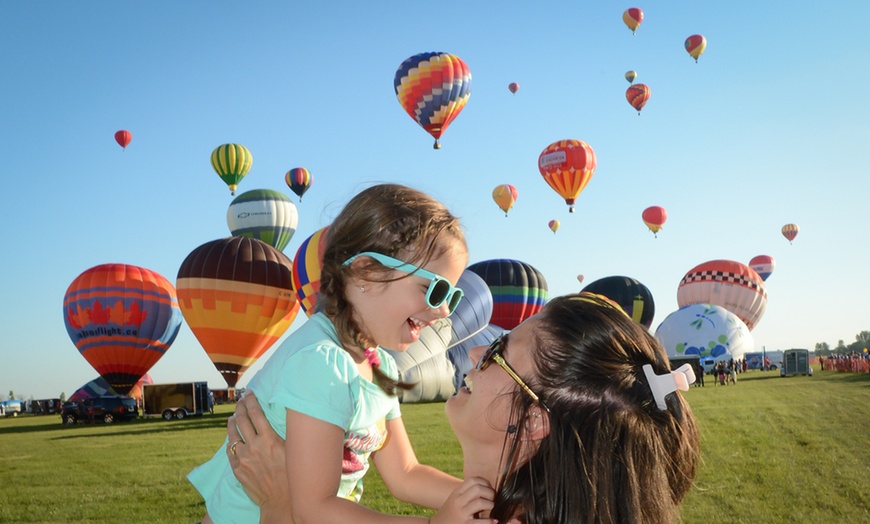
[642,363,696,410]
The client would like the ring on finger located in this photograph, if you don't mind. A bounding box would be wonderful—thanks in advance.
[230,439,244,456]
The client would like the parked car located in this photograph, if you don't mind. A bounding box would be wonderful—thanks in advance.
[61,396,138,425]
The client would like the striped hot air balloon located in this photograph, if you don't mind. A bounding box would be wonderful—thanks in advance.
[285,167,312,202]
[582,275,655,329]
[782,223,799,243]
[63,264,182,395]
[538,139,597,213]
[176,237,300,387]
[291,226,330,317]
[467,258,548,331]
[394,52,472,149]
[226,189,298,252]
[626,84,651,115]
[211,143,253,195]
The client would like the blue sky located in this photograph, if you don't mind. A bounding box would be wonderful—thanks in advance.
[3,2,869,399]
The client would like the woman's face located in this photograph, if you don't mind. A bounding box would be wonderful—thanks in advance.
[446,315,542,448]
[349,242,467,352]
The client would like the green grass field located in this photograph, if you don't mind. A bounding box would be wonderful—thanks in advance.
[1,369,867,523]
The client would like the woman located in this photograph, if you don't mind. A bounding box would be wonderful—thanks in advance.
[227,293,700,523]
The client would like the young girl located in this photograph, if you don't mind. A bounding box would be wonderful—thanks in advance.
[188,184,494,523]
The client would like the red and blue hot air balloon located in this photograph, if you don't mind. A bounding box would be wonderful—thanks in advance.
[394,52,472,149]
[285,167,312,202]
[467,259,548,331]
[63,264,182,395]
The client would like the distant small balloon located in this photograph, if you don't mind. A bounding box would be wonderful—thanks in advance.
[114,130,132,150]
[548,219,560,234]
[623,8,644,34]
[508,82,520,94]
[685,34,707,62]
[781,223,799,243]
[577,274,585,284]
[626,84,651,114]
[492,184,518,217]
[625,70,637,84]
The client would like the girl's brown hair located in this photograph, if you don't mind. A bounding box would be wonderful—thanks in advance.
[316,183,466,394]
[491,293,700,524]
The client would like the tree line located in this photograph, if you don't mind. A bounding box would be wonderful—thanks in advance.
[814,331,870,356]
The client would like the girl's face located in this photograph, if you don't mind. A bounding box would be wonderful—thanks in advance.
[445,315,542,450]
[349,242,467,352]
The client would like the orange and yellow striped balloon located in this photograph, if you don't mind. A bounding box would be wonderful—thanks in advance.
[537,139,597,213]
[176,237,299,387]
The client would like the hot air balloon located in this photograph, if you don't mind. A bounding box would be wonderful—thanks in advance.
[70,373,152,403]
[467,259,548,331]
[285,167,312,202]
[685,34,707,62]
[292,226,330,316]
[385,319,456,403]
[226,189,299,252]
[176,237,300,387]
[548,219,560,234]
[446,270,494,350]
[394,52,472,149]
[677,259,767,330]
[626,83,651,114]
[576,274,585,284]
[211,143,252,196]
[582,275,655,329]
[625,70,637,84]
[114,130,132,150]
[782,223,799,243]
[655,303,753,365]
[492,184,518,217]
[623,7,643,34]
[642,205,667,236]
[508,82,520,94]
[748,255,775,281]
[538,139,597,213]
[63,264,182,395]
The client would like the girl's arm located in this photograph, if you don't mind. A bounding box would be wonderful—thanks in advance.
[370,416,462,508]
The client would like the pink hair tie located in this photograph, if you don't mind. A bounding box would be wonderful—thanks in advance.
[364,348,381,368]
[643,363,695,410]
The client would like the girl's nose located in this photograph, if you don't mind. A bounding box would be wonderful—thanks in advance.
[468,345,485,367]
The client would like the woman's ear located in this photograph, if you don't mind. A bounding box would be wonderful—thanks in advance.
[524,407,550,441]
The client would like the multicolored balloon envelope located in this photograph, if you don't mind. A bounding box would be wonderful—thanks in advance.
[623,7,644,34]
[292,226,330,317]
[226,189,299,252]
[538,139,597,213]
[748,255,775,281]
[655,303,753,362]
[176,237,300,387]
[685,34,707,62]
[63,264,182,395]
[394,52,472,149]
[677,259,767,330]
[285,167,312,202]
[626,84,651,114]
[211,143,253,196]
[467,259,548,331]
[642,205,667,236]
[492,184,518,217]
[581,275,655,329]
[782,223,799,243]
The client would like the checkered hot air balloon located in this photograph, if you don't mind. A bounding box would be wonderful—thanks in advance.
[677,260,767,331]
[394,52,472,149]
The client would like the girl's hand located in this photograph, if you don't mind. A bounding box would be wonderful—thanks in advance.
[226,393,290,509]
[429,477,495,524]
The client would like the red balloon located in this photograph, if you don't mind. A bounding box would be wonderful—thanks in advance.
[508,82,519,94]
[626,84,650,114]
[114,130,132,150]
[642,206,667,236]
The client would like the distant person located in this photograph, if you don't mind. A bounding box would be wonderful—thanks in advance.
[189,184,482,523]
[228,293,701,523]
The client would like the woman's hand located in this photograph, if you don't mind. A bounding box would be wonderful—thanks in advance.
[226,393,291,510]
[429,477,495,524]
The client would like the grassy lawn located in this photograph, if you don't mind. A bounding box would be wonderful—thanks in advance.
[1,369,867,523]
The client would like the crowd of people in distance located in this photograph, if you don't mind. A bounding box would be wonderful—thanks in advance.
[818,352,870,373]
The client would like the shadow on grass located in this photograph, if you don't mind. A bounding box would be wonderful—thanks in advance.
[0,412,232,437]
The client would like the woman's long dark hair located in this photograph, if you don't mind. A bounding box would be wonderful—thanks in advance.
[490,293,700,524]
[316,183,466,395]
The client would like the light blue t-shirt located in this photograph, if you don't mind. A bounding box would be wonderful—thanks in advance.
[188,313,401,523]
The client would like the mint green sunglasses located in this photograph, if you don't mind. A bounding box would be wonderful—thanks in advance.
[342,252,464,314]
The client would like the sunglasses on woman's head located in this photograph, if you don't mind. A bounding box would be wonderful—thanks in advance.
[476,335,550,412]
[342,251,464,314]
